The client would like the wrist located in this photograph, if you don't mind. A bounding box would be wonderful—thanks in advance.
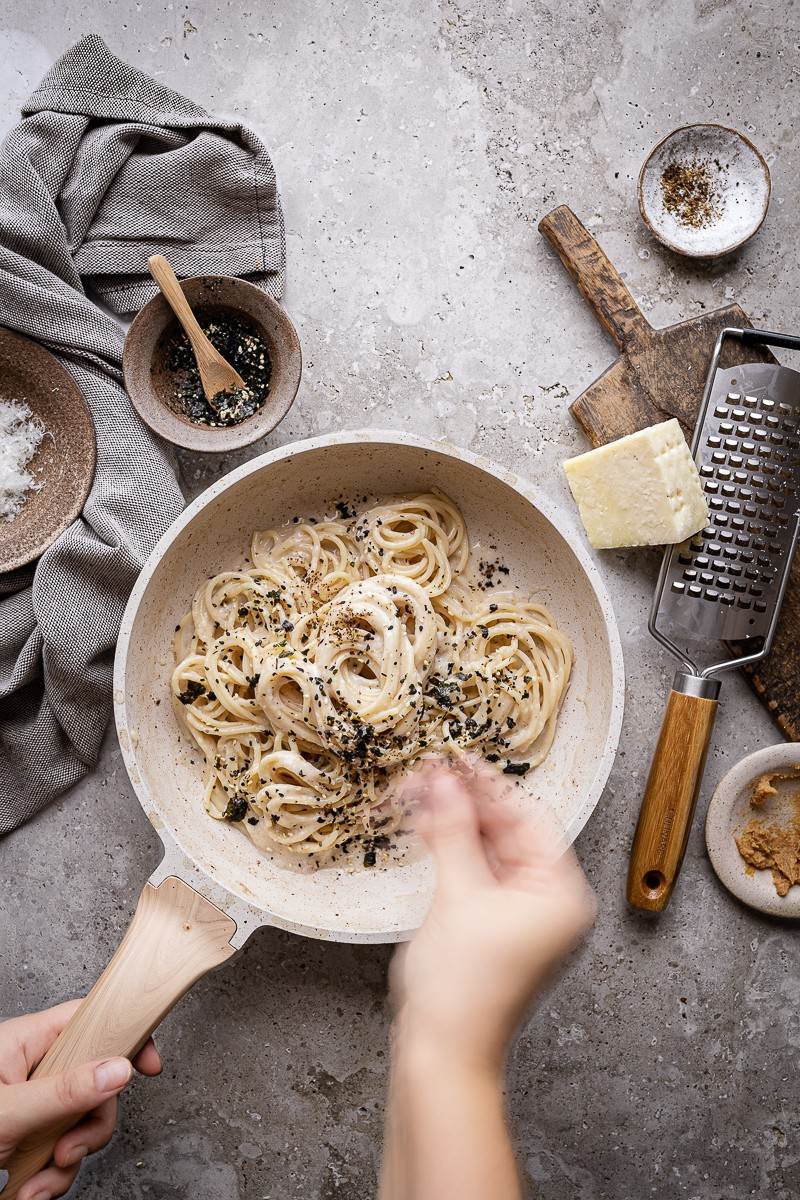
[391,1009,506,1082]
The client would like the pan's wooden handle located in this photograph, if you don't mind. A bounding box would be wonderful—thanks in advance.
[2,877,237,1198]
[627,676,720,913]
[538,205,650,349]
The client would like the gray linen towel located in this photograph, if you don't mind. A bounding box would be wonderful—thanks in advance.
[0,35,285,834]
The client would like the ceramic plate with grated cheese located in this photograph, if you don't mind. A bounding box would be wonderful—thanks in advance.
[0,328,96,572]
[0,400,46,521]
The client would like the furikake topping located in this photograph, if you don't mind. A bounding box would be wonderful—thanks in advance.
[222,796,249,822]
[162,308,272,427]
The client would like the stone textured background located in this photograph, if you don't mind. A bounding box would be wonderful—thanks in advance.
[1,2,798,1196]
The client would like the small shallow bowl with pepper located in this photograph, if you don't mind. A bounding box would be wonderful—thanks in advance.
[638,123,771,259]
[123,275,302,452]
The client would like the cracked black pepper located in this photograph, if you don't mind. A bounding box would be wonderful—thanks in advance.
[660,158,722,230]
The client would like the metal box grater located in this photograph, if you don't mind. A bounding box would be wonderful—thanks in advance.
[628,327,800,915]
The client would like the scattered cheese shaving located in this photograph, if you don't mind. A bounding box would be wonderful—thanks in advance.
[0,400,46,522]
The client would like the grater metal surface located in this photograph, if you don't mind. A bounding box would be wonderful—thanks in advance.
[651,330,800,672]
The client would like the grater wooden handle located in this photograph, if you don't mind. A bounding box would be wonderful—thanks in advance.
[2,878,237,1198]
[627,676,720,913]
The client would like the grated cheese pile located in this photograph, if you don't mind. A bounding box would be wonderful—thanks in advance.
[0,400,46,522]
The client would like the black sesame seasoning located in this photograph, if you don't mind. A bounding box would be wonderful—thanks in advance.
[503,761,531,776]
[161,308,272,427]
[222,796,249,821]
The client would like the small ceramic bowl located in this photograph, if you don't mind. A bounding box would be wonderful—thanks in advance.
[638,124,771,258]
[123,276,302,453]
[705,742,800,919]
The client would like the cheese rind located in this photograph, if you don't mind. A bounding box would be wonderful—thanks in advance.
[563,419,709,549]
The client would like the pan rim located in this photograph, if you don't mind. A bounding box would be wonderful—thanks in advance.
[114,430,625,940]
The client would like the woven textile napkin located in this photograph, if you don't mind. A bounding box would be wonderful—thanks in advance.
[0,35,284,833]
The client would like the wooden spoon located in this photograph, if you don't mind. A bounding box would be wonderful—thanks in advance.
[147,255,248,406]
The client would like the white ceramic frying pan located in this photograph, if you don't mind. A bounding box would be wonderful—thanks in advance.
[4,432,624,1195]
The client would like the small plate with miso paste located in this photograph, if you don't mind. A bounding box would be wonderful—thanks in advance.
[0,328,96,572]
[706,743,800,919]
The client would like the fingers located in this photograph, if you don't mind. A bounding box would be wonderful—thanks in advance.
[132,1039,162,1077]
[417,764,494,895]
[456,757,581,884]
[478,798,562,876]
[16,1160,80,1200]
[474,786,596,929]
[0,1057,132,1144]
[402,754,589,906]
[0,1002,82,1083]
[0,998,160,1084]
[47,1043,160,1171]
[452,754,554,862]
[53,1096,118,1170]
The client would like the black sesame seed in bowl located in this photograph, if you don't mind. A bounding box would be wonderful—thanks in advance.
[162,308,272,428]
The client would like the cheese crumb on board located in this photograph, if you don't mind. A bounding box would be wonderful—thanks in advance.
[0,400,46,522]
[563,419,709,549]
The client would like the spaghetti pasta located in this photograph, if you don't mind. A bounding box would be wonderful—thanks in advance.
[172,492,572,863]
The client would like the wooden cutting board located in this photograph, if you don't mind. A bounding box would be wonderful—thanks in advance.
[538,205,799,742]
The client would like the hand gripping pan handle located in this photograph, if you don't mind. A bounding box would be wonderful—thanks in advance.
[2,876,237,1198]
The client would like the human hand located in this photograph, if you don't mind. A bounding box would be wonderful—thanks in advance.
[0,1001,161,1200]
[390,759,596,1072]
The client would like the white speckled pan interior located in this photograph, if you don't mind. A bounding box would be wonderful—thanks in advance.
[115,432,624,942]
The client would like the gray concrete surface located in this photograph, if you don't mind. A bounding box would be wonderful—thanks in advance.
[1,2,799,1196]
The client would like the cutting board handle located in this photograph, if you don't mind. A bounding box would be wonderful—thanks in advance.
[2,877,237,1198]
[627,679,720,913]
[538,206,650,349]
